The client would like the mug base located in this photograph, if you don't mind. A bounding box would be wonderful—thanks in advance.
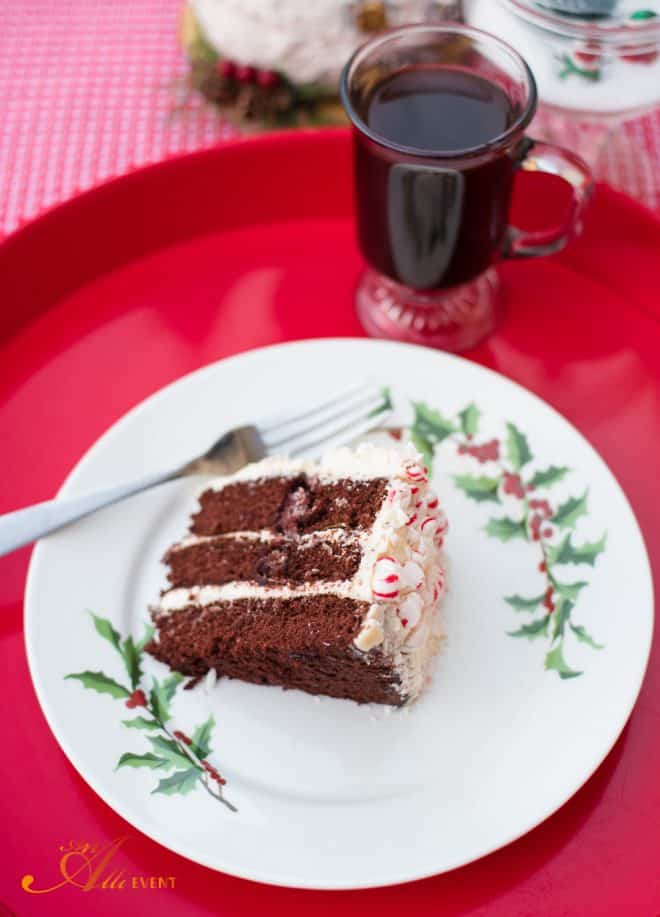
[355,267,500,353]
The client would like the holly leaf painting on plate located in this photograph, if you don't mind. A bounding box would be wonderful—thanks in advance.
[406,399,606,678]
[66,614,236,812]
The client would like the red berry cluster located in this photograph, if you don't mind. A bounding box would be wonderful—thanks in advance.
[528,498,554,541]
[457,439,500,462]
[125,689,147,709]
[529,514,542,541]
[502,472,524,499]
[217,59,280,88]
[543,586,555,615]
[172,729,227,786]
[529,498,552,518]
[529,515,553,541]
[202,760,227,786]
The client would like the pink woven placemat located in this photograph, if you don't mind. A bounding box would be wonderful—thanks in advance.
[0,0,235,237]
[1,0,659,239]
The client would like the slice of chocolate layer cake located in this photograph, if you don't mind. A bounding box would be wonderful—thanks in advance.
[147,445,448,705]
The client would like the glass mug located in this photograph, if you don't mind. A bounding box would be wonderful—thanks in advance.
[340,24,594,352]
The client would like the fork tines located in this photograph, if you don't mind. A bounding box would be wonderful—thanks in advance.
[258,382,391,459]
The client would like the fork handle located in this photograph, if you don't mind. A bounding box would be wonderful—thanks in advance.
[0,466,179,557]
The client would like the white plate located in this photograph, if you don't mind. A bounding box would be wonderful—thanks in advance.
[25,338,653,889]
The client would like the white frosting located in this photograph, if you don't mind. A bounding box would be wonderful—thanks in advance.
[160,581,360,612]
[190,0,433,87]
[393,606,446,700]
[205,442,425,491]
[170,528,355,550]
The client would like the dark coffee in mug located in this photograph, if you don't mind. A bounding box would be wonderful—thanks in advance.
[353,66,524,290]
[362,68,514,151]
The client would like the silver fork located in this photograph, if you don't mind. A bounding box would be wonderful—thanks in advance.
[0,382,391,557]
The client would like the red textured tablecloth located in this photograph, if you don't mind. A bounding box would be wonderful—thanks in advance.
[1,0,659,237]
[0,0,235,238]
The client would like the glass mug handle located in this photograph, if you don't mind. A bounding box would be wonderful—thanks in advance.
[504,141,594,258]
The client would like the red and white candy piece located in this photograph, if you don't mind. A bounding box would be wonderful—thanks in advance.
[372,555,400,600]
[420,510,448,545]
[426,490,440,511]
[420,515,437,535]
[373,555,425,600]
[403,459,428,483]
[400,560,425,591]
[398,593,423,629]
[433,568,446,603]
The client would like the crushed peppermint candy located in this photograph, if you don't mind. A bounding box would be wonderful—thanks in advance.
[372,555,400,600]
[400,560,424,591]
[403,460,428,483]
[421,515,437,533]
[399,592,423,629]
[432,568,446,603]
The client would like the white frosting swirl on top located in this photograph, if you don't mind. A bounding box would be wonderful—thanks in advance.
[205,442,426,489]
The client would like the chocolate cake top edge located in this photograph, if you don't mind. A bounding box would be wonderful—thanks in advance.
[201,445,423,491]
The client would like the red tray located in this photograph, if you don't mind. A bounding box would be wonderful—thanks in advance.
[2,128,660,916]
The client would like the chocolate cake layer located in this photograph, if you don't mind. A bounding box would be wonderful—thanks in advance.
[166,535,362,588]
[146,596,403,705]
[191,476,388,537]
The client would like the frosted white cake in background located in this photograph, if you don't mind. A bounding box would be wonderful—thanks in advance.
[190,0,438,88]
[180,0,460,124]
